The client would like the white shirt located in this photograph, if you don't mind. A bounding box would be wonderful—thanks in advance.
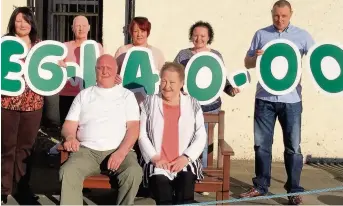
[66,85,140,151]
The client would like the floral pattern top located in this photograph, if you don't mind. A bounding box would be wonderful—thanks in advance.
[1,39,44,111]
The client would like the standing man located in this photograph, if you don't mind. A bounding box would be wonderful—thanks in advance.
[58,15,104,126]
[239,1,314,205]
[59,54,142,205]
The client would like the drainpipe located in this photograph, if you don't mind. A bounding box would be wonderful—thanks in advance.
[125,0,135,44]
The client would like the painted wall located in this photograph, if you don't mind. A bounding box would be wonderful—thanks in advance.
[1,0,27,35]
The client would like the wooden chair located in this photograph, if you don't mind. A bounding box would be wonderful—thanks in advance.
[58,110,234,202]
[194,110,234,202]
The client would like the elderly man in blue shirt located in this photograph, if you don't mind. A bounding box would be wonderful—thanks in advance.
[239,0,315,205]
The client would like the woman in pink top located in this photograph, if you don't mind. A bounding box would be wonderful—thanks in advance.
[58,15,104,126]
[138,62,207,205]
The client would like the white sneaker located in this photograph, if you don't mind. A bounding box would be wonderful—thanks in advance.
[200,192,209,196]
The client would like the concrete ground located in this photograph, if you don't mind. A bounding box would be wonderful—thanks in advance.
[3,133,343,205]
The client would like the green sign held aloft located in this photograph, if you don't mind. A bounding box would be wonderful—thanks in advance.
[1,36,28,96]
[1,37,100,96]
[183,52,227,105]
[24,40,68,96]
[307,43,343,95]
[256,39,302,96]
[1,37,342,102]
[120,47,159,95]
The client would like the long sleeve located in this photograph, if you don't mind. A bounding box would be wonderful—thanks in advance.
[182,101,207,161]
[138,102,158,163]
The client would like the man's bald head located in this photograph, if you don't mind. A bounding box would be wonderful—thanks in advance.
[96,54,118,88]
[72,15,90,40]
[73,15,89,26]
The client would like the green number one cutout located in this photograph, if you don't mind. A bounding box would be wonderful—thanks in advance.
[120,47,159,95]
[256,39,301,95]
[24,40,68,96]
[306,43,343,95]
[79,40,101,89]
[184,52,226,105]
[1,36,28,96]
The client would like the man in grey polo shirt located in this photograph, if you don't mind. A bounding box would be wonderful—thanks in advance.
[239,0,314,205]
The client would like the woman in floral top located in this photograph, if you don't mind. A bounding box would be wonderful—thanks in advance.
[1,7,43,204]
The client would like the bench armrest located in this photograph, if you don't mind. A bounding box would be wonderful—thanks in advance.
[218,139,234,156]
[57,144,69,164]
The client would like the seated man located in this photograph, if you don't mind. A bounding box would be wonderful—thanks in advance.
[59,54,142,205]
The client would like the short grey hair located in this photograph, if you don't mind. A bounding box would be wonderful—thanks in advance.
[160,62,185,82]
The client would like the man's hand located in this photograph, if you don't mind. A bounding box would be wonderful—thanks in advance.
[63,138,80,152]
[169,155,189,173]
[107,150,127,171]
[255,49,264,57]
[151,155,170,170]
[114,75,122,85]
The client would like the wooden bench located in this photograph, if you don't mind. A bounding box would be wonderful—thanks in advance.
[58,110,234,203]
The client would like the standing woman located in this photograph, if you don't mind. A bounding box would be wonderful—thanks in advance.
[115,16,165,72]
[1,7,43,204]
[174,21,240,169]
[114,17,165,103]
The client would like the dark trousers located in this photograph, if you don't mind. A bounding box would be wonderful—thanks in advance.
[253,99,304,194]
[59,95,75,126]
[1,108,42,195]
[149,171,196,205]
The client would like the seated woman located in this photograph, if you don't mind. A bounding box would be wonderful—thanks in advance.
[138,62,207,205]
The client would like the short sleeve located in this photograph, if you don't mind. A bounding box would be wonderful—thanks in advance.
[304,31,315,55]
[154,47,165,71]
[174,50,182,64]
[247,31,260,57]
[98,43,104,55]
[125,91,140,121]
[65,93,82,122]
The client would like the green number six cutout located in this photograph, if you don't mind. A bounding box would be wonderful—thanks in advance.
[24,40,68,96]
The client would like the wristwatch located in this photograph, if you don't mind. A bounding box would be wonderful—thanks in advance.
[183,154,192,163]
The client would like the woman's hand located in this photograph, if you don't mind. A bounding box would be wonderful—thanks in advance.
[151,155,170,170]
[169,155,189,173]
[58,60,67,68]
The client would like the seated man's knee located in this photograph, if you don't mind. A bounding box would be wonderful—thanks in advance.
[120,163,143,184]
[59,162,83,182]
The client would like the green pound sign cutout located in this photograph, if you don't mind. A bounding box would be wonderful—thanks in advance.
[1,36,28,96]
[120,47,159,95]
[183,52,226,105]
[24,40,68,96]
[307,43,343,95]
[256,39,302,95]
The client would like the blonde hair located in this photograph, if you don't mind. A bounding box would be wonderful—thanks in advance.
[160,62,185,81]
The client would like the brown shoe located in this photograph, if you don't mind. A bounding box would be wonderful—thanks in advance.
[239,187,264,198]
[288,195,302,205]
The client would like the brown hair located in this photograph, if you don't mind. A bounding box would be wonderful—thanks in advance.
[273,0,292,11]
[129,17,151,36]
[160,62,185,82]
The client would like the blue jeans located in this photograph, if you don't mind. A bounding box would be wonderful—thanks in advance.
[253,99,304,194]
[202,109,220,168]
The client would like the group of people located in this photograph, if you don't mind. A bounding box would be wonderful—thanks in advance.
[1,0,315,205]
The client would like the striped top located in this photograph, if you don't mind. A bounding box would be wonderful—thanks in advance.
[139,94,206,186]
